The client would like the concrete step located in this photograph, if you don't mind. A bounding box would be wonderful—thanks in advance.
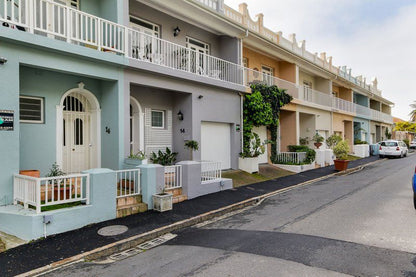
[116,195,143,207]
[116,203,148,218]
[173,194,187,204]
[165,188,183,197]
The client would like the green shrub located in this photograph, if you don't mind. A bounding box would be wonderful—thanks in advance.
[127,150,146,160]
[312,133,324,143]
[354,139,368,145]
[240,132,270,158]
[288,145,309,152]
[299,137,309,145]
[305,148,316,164]
[334,140,350,160]
[403,139,410,148]
[150,148,178,166]
[326,134,342,149]
[280,145,315,165]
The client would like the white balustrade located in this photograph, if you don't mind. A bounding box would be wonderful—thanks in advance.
[0,0,28,27]
[332,97,354,113]
[274,152,307,165]
[164,165,182,190]
[13,173,89,213]
[354,103,371,118]
[195,0,220,11]
[116,169,140,198]
[201,161,222,183]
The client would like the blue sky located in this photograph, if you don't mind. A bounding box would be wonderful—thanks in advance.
[225,0,416,120]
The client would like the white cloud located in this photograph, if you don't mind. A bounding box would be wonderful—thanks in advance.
[225,0,416,120]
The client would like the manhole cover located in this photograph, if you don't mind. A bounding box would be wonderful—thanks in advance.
[98,225,128,236]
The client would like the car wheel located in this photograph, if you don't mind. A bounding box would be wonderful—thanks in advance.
[414,193,416,209]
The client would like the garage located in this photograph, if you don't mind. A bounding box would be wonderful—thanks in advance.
[201,122,231,169]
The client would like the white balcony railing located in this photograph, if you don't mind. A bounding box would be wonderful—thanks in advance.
[354,103,372,118]
[299,86,332,107]
[116,169,141,198]
[332,97,354,113]
[13,173,90,213]
[274,152,307,165]
[201,161,222,183]
[164,165,182,190]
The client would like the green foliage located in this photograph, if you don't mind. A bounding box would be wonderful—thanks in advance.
[312,133,324,143]
[240,132,270,158]
[385,128,392,139]
[45,163,65,177]
[274,145,315,165]
[354,139,368,145]
[184,140,199,151]
[150,148,178,166]
[305,148,316,164]
[333,140,350,160]
[128,150,146,160]
[243,84,292,160]
[394,121,416,132]
[326,134,342,149]
[299,137,309,146]
[410,101,416,122]
[403,138,410,148]
[288,145,309,152]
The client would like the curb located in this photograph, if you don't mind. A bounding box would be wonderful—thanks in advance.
[19,157,386,277]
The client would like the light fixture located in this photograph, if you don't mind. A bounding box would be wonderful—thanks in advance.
[177,110,184,121]
[173,26,181,37]
[0,57,7,65]
[198,95,204,99]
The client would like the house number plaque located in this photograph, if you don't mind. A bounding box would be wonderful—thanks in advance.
[0,110,14,131]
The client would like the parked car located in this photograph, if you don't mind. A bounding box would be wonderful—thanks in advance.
[379,140,408,158]
[413,167,416,209]
[410,140,416,149]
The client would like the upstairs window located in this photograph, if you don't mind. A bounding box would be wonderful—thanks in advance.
[20,96,44,123]
[130,16,160,37]
[186,37,210,54]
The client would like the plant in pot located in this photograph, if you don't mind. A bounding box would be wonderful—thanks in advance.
[150,148,178,193]
[333,140,350,171]
[326,134,342,149]
[44,163,72,201]
[239,132,269,173]
[299,137,309,146]
[125,150,147,167]
[184,140,199,160]
[312,133,325,149]
[152,186,173,212]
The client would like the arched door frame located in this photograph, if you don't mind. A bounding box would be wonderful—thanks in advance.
[130,96,144,153]
[56,82,101,171]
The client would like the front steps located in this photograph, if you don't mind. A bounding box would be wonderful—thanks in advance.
[166,188,187,204]
[116,195,148,218]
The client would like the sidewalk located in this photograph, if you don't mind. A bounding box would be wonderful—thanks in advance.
[0,156,379,277]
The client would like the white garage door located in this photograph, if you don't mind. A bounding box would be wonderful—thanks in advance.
[252,126,268,164]
[201,122,231,170]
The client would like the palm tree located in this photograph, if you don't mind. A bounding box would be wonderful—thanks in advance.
[410,102,416,122]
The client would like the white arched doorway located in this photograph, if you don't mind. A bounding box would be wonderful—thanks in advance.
[56,83,101,173]
[130,96,144,154]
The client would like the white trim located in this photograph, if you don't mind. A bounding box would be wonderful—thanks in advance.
[56,83,101,172]
[186,37,210,54]
[19,96,44,124]
[129,15,160,37]
[130,96,144,152]
[151,109,165,129]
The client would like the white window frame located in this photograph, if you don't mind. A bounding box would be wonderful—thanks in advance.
[186,37,210,54]
[20,96,44,124]
[129,15,160,37]
[151,110,165,129]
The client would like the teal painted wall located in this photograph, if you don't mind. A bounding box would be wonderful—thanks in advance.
[354,118,370,142]
[81,0,124,23]
[0,37,125,205]
[353,92,369,107]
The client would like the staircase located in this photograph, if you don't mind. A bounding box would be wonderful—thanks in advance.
[166,188,187,204]
[116,195,148,218]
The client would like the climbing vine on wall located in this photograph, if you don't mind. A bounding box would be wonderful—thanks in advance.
[242,83,292,160]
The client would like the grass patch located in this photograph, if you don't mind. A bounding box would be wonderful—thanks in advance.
[346,155,361,161]
[223,165,294,188]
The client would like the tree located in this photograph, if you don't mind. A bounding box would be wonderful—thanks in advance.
[410,101,416,122]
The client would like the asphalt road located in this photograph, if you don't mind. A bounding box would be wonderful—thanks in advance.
[44,155,416,277]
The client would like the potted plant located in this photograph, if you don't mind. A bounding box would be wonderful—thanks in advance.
[150,147,178,166]
[184,140,199,160]
[326,134,342,149]
[152,187,173,212]
[312,133,325,149]
[125,150,147,167]
[333,140,350,171]
[299,137,309,146]
[239,132,269,173]
[44,163,72,201]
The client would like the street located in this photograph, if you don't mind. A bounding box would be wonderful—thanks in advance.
[44,155,416,277]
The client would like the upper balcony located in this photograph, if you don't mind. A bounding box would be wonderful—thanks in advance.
[0,0,393,124]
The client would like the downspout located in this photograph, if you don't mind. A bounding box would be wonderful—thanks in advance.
[239,30,249,154]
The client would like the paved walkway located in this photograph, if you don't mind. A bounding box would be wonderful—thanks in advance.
[0,156,379,277]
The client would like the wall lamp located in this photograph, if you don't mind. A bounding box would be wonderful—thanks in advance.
[173,26,181,37]
[0,57,7,65]
[177,110,184,121]
[198,95,204,99]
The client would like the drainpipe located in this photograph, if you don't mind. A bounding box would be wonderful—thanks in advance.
[240,93,244,153]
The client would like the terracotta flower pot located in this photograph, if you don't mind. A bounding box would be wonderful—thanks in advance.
[19,170,40,178]
[334,159,349,171]
[314,142,322,149]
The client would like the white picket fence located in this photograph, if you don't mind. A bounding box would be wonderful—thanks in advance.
[115,169,141,198]
[164,165,182,190]
[274,152,307,165]
[13,173,89,213]
[201,161,222,183]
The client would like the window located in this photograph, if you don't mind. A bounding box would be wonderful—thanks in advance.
[186,37,210,54]
[261,65,273,85]
[130,16,160,37]
[74,118,83,145]
[20,96,44,123]
[243,57,248,67]
[151,110,164,128]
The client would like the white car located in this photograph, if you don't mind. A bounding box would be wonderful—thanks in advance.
[379,140,408,158]
[410,140,416,149]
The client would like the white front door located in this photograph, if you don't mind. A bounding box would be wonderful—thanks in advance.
[201,122,231,170]
[187,37,209,75]
[62,93,91,173]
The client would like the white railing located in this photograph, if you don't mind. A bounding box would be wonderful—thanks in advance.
[116,169,140,198]
[13,173,89,213]
[354,103,371,118]
[164,165,182,190]
[274,152,307,165]
[201,161,222,183]
[196,0,221,11]
[333,97,354,113]
[127,28,243,84]
[299,86,332,107]
[0,0,29,28]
